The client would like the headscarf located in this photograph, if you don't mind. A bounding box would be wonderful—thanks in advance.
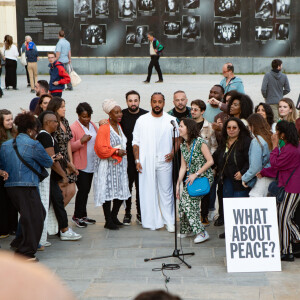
[102,99,120,114]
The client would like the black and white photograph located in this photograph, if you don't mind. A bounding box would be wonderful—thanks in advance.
[164,21,181,37]
[214,22,241,45]
[255,26,273,41]
[165,0,179,13]
[95,0,109,17]
[118,0,137,19]
[182,16,200,40]
[276,0,290,18]
[126,25,148,45]
[183,0,200,9]
[255,0,274,19]
[214,0,241,17]
[275,23,289,40]
[138,0,156,12]
[74,0,92,18]
[81,24,106,45]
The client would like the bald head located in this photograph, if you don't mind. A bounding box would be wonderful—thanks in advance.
[222,63,234,79]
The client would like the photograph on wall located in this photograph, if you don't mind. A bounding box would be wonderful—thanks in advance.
[95,0,109,17]
[182,16,200,40]
[164,21,181,38]
[138,0,156,12]
[275,23,289,40]
[255,26,273,41]
[74,0,92,18]
[276,0,290,18]
[183,0,200,9]
[126,25,149,45]
[165,0,179,14]
[81,24,106,45]
[255,0,274,19]
[214,22,241,45]
[214,0,241,17]
[118,0,137,19]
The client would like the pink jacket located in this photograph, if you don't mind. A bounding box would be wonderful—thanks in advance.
[70,120,98,170]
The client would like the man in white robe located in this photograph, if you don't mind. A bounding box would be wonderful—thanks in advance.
[132,92,179,231]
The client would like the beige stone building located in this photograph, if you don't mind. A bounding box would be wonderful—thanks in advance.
[0,0,17,47]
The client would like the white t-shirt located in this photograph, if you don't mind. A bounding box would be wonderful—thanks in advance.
[3,45,19,61]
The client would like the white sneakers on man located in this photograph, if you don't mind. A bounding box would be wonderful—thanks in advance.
[194,231,209,244]
[60,228,82,241]
[166,224,175,233]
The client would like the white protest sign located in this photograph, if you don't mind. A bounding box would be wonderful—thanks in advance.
[223,197,281,273]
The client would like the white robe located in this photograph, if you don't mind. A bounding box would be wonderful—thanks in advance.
[132,112,178,230]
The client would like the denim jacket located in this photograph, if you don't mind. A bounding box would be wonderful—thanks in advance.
[242,135,271,183]
[0,133,53,187]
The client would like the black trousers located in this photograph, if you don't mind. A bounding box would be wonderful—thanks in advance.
[146,55,163,82]
[6,187,45,258]
[217,183,224,219]
[200,193,210,219]
[5,58,17,88]
[103,199,123,222]
[50,178,68,230]
[125,157,140,216]
[51,92,62,97]
[74,170,93,219]
[25,65,30,84]
[0,178,18,235]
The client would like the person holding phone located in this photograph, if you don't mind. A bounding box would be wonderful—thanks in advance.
[70,103,98,228]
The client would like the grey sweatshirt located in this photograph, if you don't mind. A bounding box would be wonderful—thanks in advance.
[261,70,290,104]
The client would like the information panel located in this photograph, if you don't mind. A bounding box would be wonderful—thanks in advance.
[16,0,300,57]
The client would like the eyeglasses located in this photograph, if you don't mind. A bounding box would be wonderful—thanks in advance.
[191,108,200,111]
[227,126,238,130]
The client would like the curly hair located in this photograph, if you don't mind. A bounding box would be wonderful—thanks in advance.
[180,118,199,145]
[76,102,93,116]
[279,98,297,122]
[227,93,254,120]
[0,109,17,143]
[34,94,53,116]
[276,121,299,147]
[46,97,65,121]
[254,102,274,128]
[14,112,38,134]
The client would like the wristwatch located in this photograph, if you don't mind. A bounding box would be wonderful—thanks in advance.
[195,172,200,177]
[135,159,140,164]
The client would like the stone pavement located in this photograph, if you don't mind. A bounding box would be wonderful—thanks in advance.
[1,74,300,299]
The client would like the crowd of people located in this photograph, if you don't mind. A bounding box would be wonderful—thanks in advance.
[0,49,300,264]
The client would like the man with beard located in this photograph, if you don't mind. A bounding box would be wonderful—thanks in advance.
[29,80,50,112]
[120,90,147,225]
[203,84,224,123]
[132,92,179,232]
[168,90,191,124]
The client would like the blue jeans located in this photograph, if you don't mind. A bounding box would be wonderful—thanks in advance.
[223,177,249,198]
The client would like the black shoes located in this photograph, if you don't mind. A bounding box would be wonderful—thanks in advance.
[123,214,132,226]
[30,89,35,93]
[104,221,119,230]
[82,217,96,225]
[214,217,224,226]
[155,80,163,83]
[281,254,294,262]
[219,232,225,239]
[143,80,149,84]
[112,217,123,226]
[136,214,142,224]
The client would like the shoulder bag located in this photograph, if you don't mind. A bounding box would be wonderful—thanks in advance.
[268,168,297,203]
[186,139,210,197]
[13,139,49,182]
[68,64,81,87]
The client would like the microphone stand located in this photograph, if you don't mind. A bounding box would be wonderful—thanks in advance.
[144,125,195,268]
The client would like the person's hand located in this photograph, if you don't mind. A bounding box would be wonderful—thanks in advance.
[136,162,142,173]
[212,122,219,131]
[117,149,127,157]
[99,119,108,126]
[185,173,197,186]
[67,162,79,175]
[0,170,8,181]
[80,134,92,144]
[271,132,279,148]
[60,175,69,187]
[242,181,248,188]
[256,172,262,179]
[53,81,59,86]
[53,152,63,161]
[208,97,220,106]
[165,152,174,162]
[234,171,242,181]
[176,183,180,199]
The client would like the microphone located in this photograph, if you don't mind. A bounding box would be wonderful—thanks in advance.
[170,120,177,127]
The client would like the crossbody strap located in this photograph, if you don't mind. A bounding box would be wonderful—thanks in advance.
[219,139,238,179]
[283,168,297,187]
[187,139,196,175]
[12,138,42,177]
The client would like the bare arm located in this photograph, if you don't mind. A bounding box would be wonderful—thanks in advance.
[176,154,187,199]
[133,144,142,173]
[68,50,71,63]
[56,51,61,61]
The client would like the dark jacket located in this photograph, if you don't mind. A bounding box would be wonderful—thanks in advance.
[213,136,252,191]
[26,48,39,63]
[48,61,70,92]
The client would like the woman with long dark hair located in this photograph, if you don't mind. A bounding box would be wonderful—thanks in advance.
[259,121,300,261]
[34,94,53,116]
[255,102,276,132]
[176,118,214,243]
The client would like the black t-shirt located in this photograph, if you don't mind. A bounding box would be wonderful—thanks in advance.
[37,131,61,181]
[29,97,39,112]
[196,120,204,132]
[120,108,148,158]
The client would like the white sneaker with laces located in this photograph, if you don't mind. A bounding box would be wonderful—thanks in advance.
[177,232,195,238]
[208,211,217,222]
[194,231,209,244]
[166,224,175,233]
[60,228,82,241]
[43,241,51,247]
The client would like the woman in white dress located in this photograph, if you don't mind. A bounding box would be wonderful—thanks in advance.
[94,99,130,230]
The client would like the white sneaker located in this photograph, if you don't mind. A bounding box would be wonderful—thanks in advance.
[208,211,217,222]
[166,224,175,233]
[43,241,51,247]
[60,228,82,241]
[194,231,210,244]
[177,232,195,238]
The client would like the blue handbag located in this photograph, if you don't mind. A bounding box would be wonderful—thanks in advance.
[186,139,210,197]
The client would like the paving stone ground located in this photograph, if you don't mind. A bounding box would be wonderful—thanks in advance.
[1,74,300,299]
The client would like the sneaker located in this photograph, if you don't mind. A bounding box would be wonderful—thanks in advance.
[37,245,45,251]
[155,80,163,83]
[43,241,51,247]
[208,210,217,222]
[177,232,195,238]
[60,228,82,241]
[0,234,9,239]
[201,216,210,227]
[143,80,149,84]
[26,256,39,262]
[72,216,88,228]
[219,232,225,239]
[123,214,132,226]
[194,231,210,244]
[136,214,142,225]
[30,89,35,93]
[27,84,31,87]
[82,217,96,225]
[214,216,224,226]
[166,224,175,233]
